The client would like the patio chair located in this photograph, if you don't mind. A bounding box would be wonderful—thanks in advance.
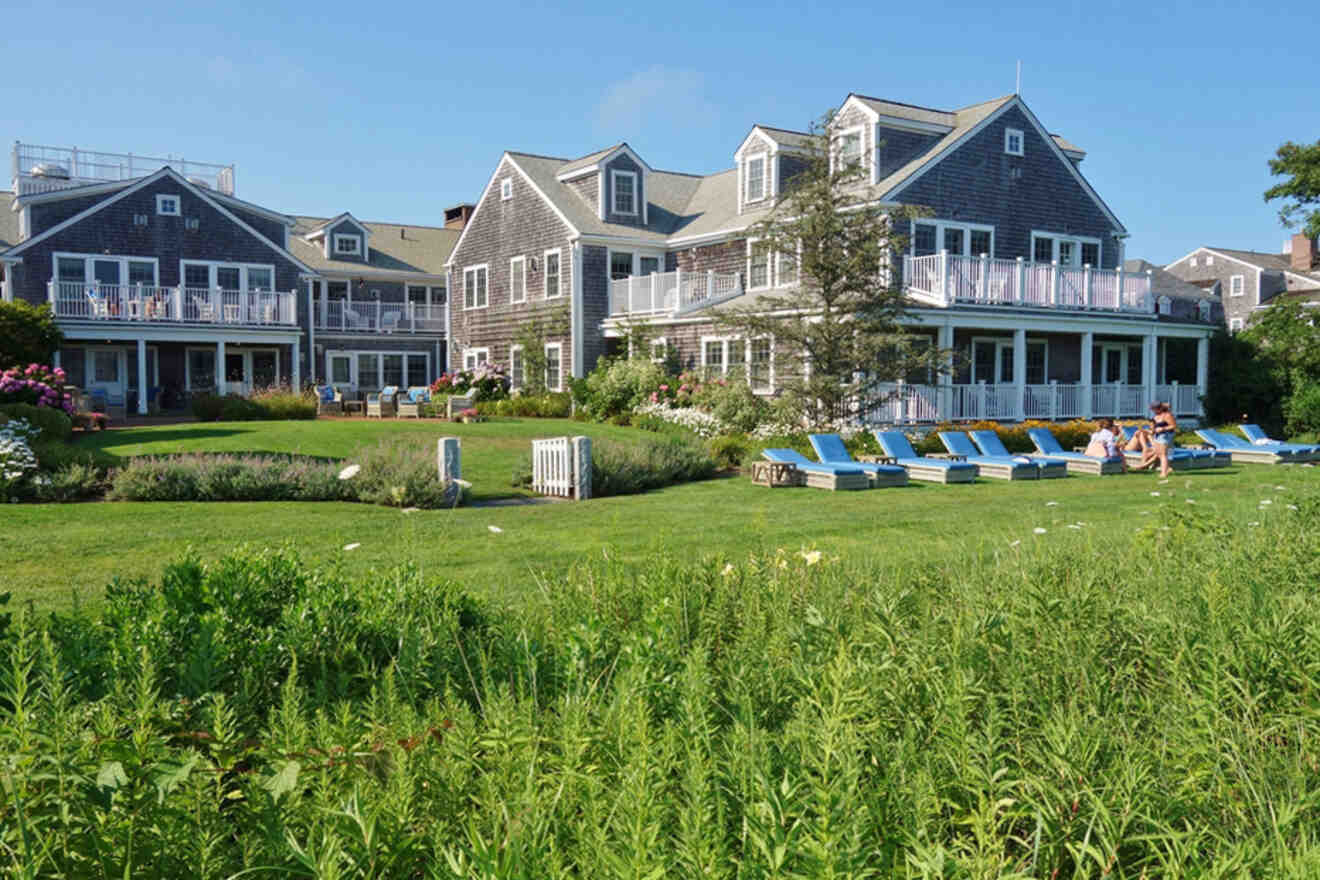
[871,431,979,484]
[344,308,363,329]
[396,386,430,418]
[1239,424,1320,461]
[937,431,1041,480]
[1195,428,1296,465]
[85,290,109,318]
[190,295,216,322]
[962,430,1069,479]
[760,448,871,491]
[381,310,402,333]
[366,386,398,418]
[89,388,127,423]
[1117,425,1222,470]
[315,385,342,416]
[1024,427,1125,476]
[806,433,908,488]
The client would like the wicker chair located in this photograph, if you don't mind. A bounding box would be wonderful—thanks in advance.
[396,386,430,418]
[366,386,398,418]
[315,385,342,416]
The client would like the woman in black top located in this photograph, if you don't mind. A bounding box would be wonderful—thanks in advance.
[1147,401,1176,477]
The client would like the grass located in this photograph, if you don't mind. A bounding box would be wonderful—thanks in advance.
[8,418,1319,612]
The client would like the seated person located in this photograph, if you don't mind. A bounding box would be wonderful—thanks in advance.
[1084,418,1125,469]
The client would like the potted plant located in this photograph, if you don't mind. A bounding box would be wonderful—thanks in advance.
[459,407,482,424]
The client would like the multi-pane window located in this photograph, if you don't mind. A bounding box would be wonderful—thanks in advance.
[912,224,938,257]
[778,248,799,286]
[1004,128,1024,157]
[640,256,660,276]
[330,355,352,385]
[1058,240,1077,267]
[510,256,526,303]
[357,354,380,390]
[703,339,725,378]
[1080,242,1100,267]
[612,171,637,215]
[464,266,488,309]
[1230,275,1245,297]
[181,261,274,292]
[838,130,863,168]
[184,263,210,288]
[510,346,525,389]
[544,344,562,391]
[745,156,766,201]
[970,229,992,257]
[188,349,215,391]
[500,178,512,200]
[57,257,85,282]
[1025,341,1047,385]
[407,285,427,307]
[382,355,404,388]
[649,339,667,363]
[407,356,429,388]
[56,254,160,289]
[156,194,180,216]
[1032,234,1099,267]
[1229,318,1244,332]
[464,349,490,370]
[942,227,964,256]
[334,234,362,255]
[911,222,993,257]
[748,240,771,289]
[610,252,633,281]
[1033,236,1054,263]
[544,250,561,298]
[247,267,273,291]
[748,338,772,391]
[92,350,119,383]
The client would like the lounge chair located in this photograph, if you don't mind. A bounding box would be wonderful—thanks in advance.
[315,385,342,416]
[85,290,108,318]
[806,433,908,488]
[1117,425,1224,470]
[966,431,1069,479]
[1025,427,1125,476]
[366,385,398,418]
[381,310,402,333]
[1196,428,1296,465]
[761,448,871,491]
[871,431,979,484]
[937,431,1042,480]
[1240,424,1320,461]
[396,386,430,418]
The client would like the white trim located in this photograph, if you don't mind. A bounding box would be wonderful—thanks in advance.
[872,113,952,135]
[509,255,526,304]
[325,348,430,391]
[746,335,774,394]
[746,238,772,290]
[446,154,580,269]
[543,341,563,391]
[1003,128,1025,157]
[509,343,525,390]
[155,193,181,216]
[500,178,513,200]
[1157,295,1172,316]
[700,334,734,377]
[912,219,996,257]
[332,233,362,256]
[1229,317,1244,332]
[554,143,655,181]
[180,259,278,293]
[462,347,491,371]
[543,248,562,298]
[610,169,638,216]
[648,336,668,364]
[302,212,371,241]
[463,264,489,310]
[743,152,768,204]
[1229,274,1245,297]
[1030,230,1102,267]
[53,251,160,286]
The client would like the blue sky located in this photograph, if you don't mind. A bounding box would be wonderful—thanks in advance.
[7,0,1316,263]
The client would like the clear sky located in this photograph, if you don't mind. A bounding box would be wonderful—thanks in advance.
[7,0,1316,264]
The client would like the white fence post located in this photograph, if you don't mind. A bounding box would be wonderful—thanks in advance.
[572,436,592,500]
[437,436,461,482]
[1050,261,1060,307]
[1014,256,1025,305]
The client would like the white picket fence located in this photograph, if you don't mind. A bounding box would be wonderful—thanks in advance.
[532,436,592,499]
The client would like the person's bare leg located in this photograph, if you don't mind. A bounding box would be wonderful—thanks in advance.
[1157,444,1171,477]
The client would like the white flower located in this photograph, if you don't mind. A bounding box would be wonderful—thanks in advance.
[1150,492,1160,497]
[338,464,361,480]
[1159,478,1170,485]
[798,549,822,566]
[343,542,361,551]
[1259,499,1273,506]
[1275,485,1286,491]
[1033,527,1047,535]
[1288,504,1299,511]
[1044,501,1059,507]
[722,563,735,576]
[1186,499,1196,504]
[401,507,420,514]
[487,525,503,534]
[1067,524,1082,530]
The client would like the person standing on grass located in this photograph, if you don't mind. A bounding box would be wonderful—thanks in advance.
[1146,401,1177,477]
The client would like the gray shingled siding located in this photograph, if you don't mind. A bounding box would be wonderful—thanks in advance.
[675,240,745,276]
[1165,253,1257,326]
[225,204,288,248]
[29,191,110,237]
[602,154,645,227]
[567,174,598,214]
[875,127,941,180]
[581,245,610,372]
[895,105,1120,269]
[326,219,368,264]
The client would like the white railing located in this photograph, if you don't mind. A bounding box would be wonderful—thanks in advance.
[950,383,1018,420]
[13,142,235,196]
[315,300,445,333]
[859,382,941,423]
[608,270,743,317]
[854,382,1203,424]
[903,252,1154,314]
[49,281,295,326]
[532,437,574,498]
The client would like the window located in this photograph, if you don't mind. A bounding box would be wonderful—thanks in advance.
[509,345,525,390]
[1229,317,1244,332]
[247,267,273,292]
[544,343,562,391]
[911,221,995,257]
[745,155,766,202]
[1033,236,1054,263]
[702,338,727,378]
[1081,242,1100,267]
[500,178,513,200]
[610,251,633,281]
[463,348,490,370]
[1230,275,1245,297]
[463,265,488,309]
[407,285,428,306]
[912,223,938,257]
[748,338,772,392]
[128,261,155,285]
[1158,296,1172,316]
[180,260,275,293]
[407,356,429,388]
[778,247,799,286]
[1189,256,1198,267]
[186,349,215,391]
[748,240,771,290]
[156,194,180,216]
[56,256,86,282]
[1004,128,1024,157]
[1025,341,1048,385]
[333,234,362,256]
[330,355,352,385]
[544,249,562,298]
[357,353,380,389]
[970,229,992,258]
[837,128,863,169]
[510,256,526,304]
[649,338,668,364]
[1205,255,1214,266]
[133,213,148,227]
[639,256,660,276]
[1058,240,1077,268]
[1031,232,1101,267]
[54,253,161,291]
[612,170,637,215]
[92,350,120,383]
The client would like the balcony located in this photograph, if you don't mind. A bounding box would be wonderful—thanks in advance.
[862,381,1203,424]
[49,281,296,327]
[12,142,235,197]
[314,300,445,334]
[903,253,1153,314]
[608,270,743,318]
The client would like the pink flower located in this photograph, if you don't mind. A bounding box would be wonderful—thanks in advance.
[659,384,669,392]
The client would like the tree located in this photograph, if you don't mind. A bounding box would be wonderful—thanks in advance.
[511,303,570,394]
[715,110,942,424]
[1242,300,1320,390]
[0,300,63,368]
[1264,139,1320,239]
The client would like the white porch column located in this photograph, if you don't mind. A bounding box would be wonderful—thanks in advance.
[937,322,954,420]
[306,280,316,384]
[1013,327,1027,421]
[1080,331,1094,419]
[136,339,148,415]
[1143,331,1158,405]
[291,339,301,391]
[52,349,61,368]
[216,339,226,396]
[1195,335,1210,417]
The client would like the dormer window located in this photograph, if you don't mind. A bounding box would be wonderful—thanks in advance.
[156,194,181,216]
[334,234,362,256]
[1157,296,1172,316]
[745,155,766,202]
[837,129,863,169]
[500,178,513,200]
[1004,129,1025,157]
[612,170,637,215]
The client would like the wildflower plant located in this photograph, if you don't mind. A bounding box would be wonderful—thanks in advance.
[0,417,41,501]
[0,363,73,414]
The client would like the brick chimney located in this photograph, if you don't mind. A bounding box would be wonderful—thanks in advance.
[1291,232,1316,272]
[444,203,475,230]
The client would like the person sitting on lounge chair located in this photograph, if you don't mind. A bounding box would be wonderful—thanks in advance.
[1085,418,1126,471]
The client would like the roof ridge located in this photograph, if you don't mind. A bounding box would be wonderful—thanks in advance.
[956,94,1016,112]
[850,93,954,115]
[754,124,814,136]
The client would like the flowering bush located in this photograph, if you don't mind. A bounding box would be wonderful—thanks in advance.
[431,363,510,402]
[0,364,73,415]
[634,401,727,437]
[0,418,43,502]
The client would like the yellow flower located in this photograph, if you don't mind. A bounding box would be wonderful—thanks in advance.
[798,549,822,566]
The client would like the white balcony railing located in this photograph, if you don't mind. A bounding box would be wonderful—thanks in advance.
[903,252,1154,314]
[13,142,235,196]
[857,381,1202,424]
[608,270,743,317]
[314,300,445,333]
[48,281,295,326]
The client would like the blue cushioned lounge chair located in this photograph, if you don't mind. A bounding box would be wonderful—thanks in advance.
[967,431,1068,479]
[806,433,908,488]
[1196,428,1296,465]
[1240,424,1320,461]
[761,448,871,491]
[871,431,978,484]
[1025,427,1125,476]
[1116,425,1200,471]
[937,431,1039,480]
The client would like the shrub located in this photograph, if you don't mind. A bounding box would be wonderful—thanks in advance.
[0,300,63,366]
[35,462,106,502]
[347,438,465,508]
[476,392,572,418]
[0,418,41,502]
[0,364,74,415]
[109,454,354,502]
[708,433,753,469]
[575,358,672,421]
[0,401,73,443]
[698,374,769,433]
[219,395,264,421]
[190,393,225,421]
[192,390,317,422]
[1285,382,1320,435]
[591,433,717,497]
[432,363,510,402]
[250,387,317,420]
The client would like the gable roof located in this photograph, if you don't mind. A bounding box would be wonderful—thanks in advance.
[289,215,457,278]
[303,211,371,240]
[0,191,18,252]
[849,94,957,129]
[1125,259,1219,302]
[1168,246,1320,290]
[738,125,819,156]
[555,143,654,180]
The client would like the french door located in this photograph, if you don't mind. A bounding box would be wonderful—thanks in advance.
[223,349,281,395]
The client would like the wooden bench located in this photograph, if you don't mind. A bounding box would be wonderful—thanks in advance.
[749,461,803,488]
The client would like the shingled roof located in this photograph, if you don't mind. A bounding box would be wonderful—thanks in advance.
[288,216,458,278]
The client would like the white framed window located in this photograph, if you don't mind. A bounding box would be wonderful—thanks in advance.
[747,239,772,290]
[649,337,668,364]
[911,221,996,257]
[185,347,215,392]
[180,260,275,292]
[747,336,773,393]
[1004,128,1025,157]
[701,336,730,379]
[544,249,562,298]
[1230,275,1245,297]
[833,126,864,172]
[333,234,362,256]
[1229,317,1244,332]
[1188,256,1198,267]
[609,250,634,281]
[1157,295,1172,316]
[510,256,526,304]
[544,342,562,391]
[1197,300,1212,321]
[1030,231,1102,267]
[509,344,525,390]
[463,347,490,371]
[500,178,513,200]
[463,265,489,309]
[611,170,637,215]
[156,194,181,216]
[777,244,800,287]
[744,153,767,202]
[54,252,160,291]
[329,353,352,385]
[323,350,429,390]
[1205,255,1214,266]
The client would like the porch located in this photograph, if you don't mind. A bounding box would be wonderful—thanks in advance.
[48,281,297,327]
[902,253,1154,314]
[607,270,744,317]
[867,381,1203,424]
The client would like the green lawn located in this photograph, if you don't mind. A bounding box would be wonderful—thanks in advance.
[8,418,1316,611]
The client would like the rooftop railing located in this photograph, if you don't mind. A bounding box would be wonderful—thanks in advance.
[13,141,235,196]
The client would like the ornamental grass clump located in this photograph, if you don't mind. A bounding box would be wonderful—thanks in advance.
[108,454,353,502]
[590,433,718,496]
[349,436,464,508]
